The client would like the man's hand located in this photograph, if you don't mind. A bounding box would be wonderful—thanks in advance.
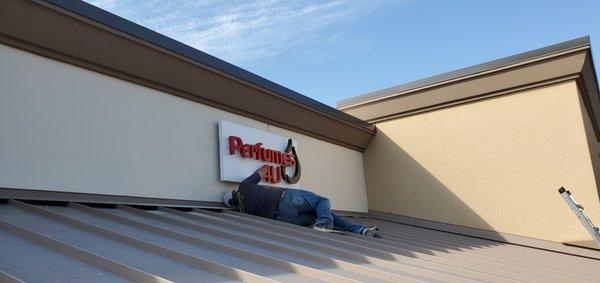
[258,165,269,179]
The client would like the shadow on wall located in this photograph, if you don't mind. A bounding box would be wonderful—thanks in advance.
[578,83,600,203]
[363,129,506,243]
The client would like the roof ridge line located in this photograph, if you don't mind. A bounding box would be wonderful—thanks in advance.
[338,36,591,109]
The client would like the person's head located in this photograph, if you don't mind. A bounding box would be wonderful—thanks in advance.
[224,189,245,212]
[223,190,234,207]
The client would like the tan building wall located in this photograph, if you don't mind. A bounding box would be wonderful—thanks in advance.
[0,43,368,212]
[363,81,600,242]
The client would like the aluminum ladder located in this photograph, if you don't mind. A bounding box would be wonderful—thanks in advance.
[558,187,600,247]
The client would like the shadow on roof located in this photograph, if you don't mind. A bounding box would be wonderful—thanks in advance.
[0,198,599,282]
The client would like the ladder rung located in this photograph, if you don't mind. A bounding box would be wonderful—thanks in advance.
[559,187,600,248]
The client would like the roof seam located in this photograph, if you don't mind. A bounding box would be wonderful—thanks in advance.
[0,218,172,283]
[134,206,405,281]
[9,200,276,282]
[3,200,600,281]
[116,204,359,283]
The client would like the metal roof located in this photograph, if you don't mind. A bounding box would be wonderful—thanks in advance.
[337,36,592,109]
[1,199,599,282]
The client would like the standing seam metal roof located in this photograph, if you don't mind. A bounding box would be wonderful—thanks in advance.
[1,200,599,282]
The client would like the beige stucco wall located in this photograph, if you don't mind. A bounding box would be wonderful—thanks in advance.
[364,81,600,242]
[0,44,367,212]
[270,126,368,212]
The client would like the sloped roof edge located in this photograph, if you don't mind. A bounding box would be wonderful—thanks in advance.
[0,0,375,151]
[338,36,592,109]
[42,0,373,130]
[336,37,600,140]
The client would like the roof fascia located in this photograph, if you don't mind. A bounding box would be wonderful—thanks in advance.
[338,36,591,109]
[0,0,375,151]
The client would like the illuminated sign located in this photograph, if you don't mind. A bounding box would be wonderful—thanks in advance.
[227,136,300,184]
[218,120,300,188]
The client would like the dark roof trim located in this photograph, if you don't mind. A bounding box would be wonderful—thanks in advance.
[43,0,373,131]
[0,187,370,217]
[336,37,600,140]
[0,187,225,209]
[338,36,591,109]
[0,0,375,151]
[369,210,600,260]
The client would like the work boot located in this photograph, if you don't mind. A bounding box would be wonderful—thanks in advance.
[361,226,377,237]
[313,222,334,233]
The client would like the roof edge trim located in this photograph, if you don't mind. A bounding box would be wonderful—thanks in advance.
[40,0,374,132]
[338,36,591,109]
[0,187,369,214]
[0,187,226,209]
[0,0,375,151]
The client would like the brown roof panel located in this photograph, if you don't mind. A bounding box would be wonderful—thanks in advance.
[0,200,599,282]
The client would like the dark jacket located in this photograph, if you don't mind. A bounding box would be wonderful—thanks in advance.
[237,170,284,219]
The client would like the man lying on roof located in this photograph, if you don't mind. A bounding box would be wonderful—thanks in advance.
[224,166,376,236]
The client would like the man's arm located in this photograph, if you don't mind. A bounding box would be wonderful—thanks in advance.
[241,165,268,184]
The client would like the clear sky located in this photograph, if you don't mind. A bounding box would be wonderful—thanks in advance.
[85,0,600,107]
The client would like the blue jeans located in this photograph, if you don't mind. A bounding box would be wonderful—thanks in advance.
[275,189,365,234]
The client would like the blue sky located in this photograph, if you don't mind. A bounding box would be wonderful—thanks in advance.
[85,0,600,107]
